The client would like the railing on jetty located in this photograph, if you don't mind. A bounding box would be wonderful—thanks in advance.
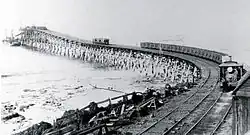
[44,91,157,135]
[56,91,143,121]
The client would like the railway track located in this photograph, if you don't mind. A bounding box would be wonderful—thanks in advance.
[184,93,232,135]
[117,55,234,135]
[118,57,219,134]
[139,66,219,135]
[139,60,231,135]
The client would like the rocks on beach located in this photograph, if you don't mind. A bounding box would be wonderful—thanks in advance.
[14,81,195,135]
[19,104,35,112]
[23,89,36,92]
[14,121,52,135]
[2,112,25,122]
[3,104,17,113]
[2,102,35,114]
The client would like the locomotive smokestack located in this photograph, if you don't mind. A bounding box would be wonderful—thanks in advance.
[229,56,232,61]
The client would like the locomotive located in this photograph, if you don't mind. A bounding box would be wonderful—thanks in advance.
[219,56,245,92]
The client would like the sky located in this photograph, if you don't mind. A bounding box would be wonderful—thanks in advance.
[0,0,249,64]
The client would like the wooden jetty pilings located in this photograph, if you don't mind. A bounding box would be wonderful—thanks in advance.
[17,26,201,84]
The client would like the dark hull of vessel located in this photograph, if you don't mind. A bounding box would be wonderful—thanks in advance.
[11,42,21,47]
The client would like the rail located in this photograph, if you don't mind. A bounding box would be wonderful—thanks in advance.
[163,84,220,135]
[182,97,232,135]
[182,92,223,135]
[211,104,232,135]
[136,57,220,135]
[138,68,212,135]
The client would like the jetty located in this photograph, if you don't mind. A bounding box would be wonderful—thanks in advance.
[3,26,241,135]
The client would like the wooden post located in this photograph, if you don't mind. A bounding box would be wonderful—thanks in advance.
[120,104,125,115]
[242,97,249,134]
[147,99,157,110]
[232,96,237,135]
[135,106,140,118]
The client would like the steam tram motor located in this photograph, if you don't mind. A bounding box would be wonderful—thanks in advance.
[219,57,245,92]
[92,38,110,45]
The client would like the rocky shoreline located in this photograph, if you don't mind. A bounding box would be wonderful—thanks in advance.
[10,81,195,135]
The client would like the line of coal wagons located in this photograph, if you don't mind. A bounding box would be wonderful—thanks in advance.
[140,42,225,64]
[140,42,246,92]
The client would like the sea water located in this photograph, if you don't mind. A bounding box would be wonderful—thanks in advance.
[0,44,150,134]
